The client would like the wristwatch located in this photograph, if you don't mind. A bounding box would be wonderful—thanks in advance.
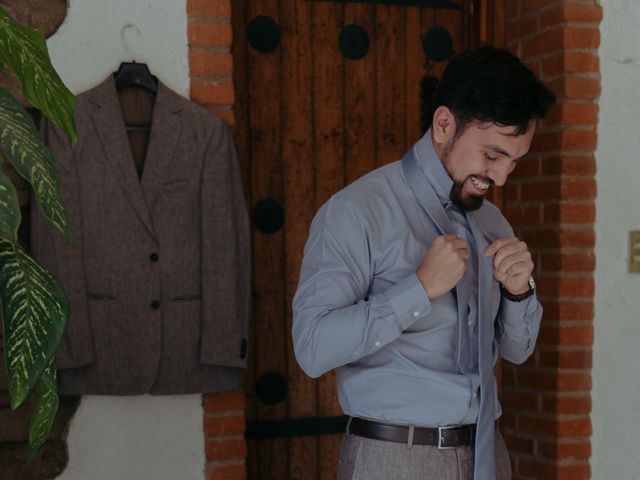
[500,276,535,302]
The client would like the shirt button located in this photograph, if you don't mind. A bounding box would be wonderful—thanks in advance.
[468,320,473,327]
[412,310,420,318]
[151,300,161,310]
[374,341,381,347]
[150,253,159,262]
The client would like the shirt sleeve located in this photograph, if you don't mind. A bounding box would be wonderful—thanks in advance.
[292,199,431,378]
[494,292,542,364]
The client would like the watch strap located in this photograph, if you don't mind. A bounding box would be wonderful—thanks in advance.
[500,280,534,302]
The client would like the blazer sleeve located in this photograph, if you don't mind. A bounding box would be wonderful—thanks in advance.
[198,120,251,368]
[31,119,95,369]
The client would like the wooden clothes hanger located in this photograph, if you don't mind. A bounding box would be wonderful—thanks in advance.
[114,61,158,93]
[113,61,157,132]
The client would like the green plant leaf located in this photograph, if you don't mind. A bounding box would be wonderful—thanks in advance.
[0,238,68,409]
[0,167,20,241]
[0,6,77,146]
[28,360,58,459]
[0,87,70,241]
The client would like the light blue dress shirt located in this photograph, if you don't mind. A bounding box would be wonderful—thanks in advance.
[292,130,542,430]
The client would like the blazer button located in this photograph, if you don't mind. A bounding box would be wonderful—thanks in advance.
[151,300,161,310]
[150,253,159,262]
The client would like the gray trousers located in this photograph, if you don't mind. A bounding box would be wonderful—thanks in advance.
[337,428,511,480]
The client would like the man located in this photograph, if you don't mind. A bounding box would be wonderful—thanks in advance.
[292,46,555,479]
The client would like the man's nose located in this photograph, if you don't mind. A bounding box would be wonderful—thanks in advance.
[488,162,512,187]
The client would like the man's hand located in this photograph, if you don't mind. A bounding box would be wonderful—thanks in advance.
[484,236,533,295]
[417,234,469,299]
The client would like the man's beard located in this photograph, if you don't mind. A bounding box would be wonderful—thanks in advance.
[441,139,489,212]
[449,180,484,211]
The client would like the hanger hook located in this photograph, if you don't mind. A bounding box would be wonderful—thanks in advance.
[121,23,142,55]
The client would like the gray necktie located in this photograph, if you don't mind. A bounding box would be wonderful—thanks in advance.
[444,202,473,372]
[470,214,497,480]
[402,151,496,479]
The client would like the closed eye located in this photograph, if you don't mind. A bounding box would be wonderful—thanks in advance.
[484,152,498,161]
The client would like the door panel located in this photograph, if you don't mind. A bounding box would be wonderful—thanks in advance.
[232,1,477,478]
[280,2,317,479]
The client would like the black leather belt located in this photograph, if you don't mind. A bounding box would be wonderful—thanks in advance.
[348,417,476,448]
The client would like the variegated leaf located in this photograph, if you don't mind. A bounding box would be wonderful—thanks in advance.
[28,360,59,459]
[0,6,77,146]
[0,238,69,409]
[0,88,70,241]
[0,166,20,241]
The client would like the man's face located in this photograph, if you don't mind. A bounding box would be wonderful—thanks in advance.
[440,120,536,211]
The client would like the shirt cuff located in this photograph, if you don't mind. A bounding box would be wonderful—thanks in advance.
[383,273,432,330]
[500,291,539,324]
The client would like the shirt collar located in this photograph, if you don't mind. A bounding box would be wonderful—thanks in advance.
[412,129,453,206]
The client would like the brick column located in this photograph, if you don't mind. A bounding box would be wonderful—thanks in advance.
[188,0,236,126]
[502,1,601,479]
[187,1,247,479]
[203,392,247,480]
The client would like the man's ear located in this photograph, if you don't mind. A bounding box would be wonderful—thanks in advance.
[431,106,456,146]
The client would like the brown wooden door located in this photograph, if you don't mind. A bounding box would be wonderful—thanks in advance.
[232,1,479,478]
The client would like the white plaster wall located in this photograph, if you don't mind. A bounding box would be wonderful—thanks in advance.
[593,1,640,478]
[47,0,189,96]
[45,1,205,479]
[56,396,204,480]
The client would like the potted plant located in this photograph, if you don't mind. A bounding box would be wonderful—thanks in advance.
[0,6,77,457]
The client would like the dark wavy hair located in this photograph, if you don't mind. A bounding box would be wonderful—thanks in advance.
[433,45,556,135]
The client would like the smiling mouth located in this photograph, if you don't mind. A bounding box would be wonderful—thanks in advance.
[469,175,492,191]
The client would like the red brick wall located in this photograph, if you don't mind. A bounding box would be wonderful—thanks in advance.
[187,1,247,479]
[502,1,601,479]
[188,0,236,127]
[203,392,247,480]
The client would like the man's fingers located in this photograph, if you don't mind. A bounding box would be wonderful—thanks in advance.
[494,242,527,271]
[484,236,518,257]
[497,257,533,275]
[506,261,534,277]
[452,238,469,251]
[496,250,532,274]
[420,235,473,299]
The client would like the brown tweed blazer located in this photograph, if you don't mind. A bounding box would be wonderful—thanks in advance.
[31,77,250,395]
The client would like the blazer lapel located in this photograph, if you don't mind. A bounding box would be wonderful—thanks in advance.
[140,82,184,208]
[89,78,157,240]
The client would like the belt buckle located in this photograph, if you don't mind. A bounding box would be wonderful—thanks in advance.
[437,426,457,450]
